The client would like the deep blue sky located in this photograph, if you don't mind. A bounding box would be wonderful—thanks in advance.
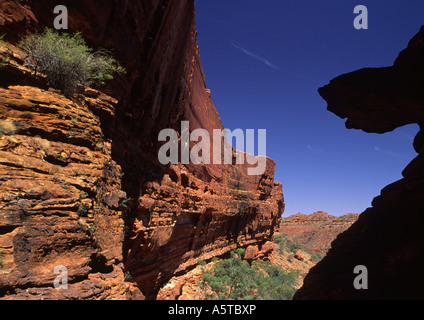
[195,1,424,217]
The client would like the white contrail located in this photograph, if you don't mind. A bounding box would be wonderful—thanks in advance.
[307,145,323,153]
[374,146,409,159]
[231,42,280,70]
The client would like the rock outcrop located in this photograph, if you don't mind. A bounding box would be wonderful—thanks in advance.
[279,212,359,256]
[295,26,424,300]
[0,44,128,299]
[0,0,283,300]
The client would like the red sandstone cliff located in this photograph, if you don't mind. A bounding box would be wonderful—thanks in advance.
[0,1,283,300]
[295,26,424,300]
[279,212,359,256]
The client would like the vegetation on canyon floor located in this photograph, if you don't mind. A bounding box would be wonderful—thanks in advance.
[197,234,322,301]
[274,234,323,263]
[200,249,299,300]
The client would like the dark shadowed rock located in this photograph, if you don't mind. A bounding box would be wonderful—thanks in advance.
[295,26,424,300]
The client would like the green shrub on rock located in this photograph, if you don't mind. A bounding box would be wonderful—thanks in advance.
[20,28,125,96]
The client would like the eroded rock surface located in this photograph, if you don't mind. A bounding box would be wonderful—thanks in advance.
[0,0,283,299]
[0,44,128,299]
[279,212,359,256]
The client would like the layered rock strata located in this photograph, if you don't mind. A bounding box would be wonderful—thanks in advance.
[279,212,359,256]
[0,44,128,299]
[0,0,284,299]
[295,26,424,300]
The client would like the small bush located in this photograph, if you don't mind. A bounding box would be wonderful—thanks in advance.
[274,234,301,254]
[234,247,246,258]
[77,203,90,217]
[20,28,125,96]
[124,271,133,282]
[310,252,323,262]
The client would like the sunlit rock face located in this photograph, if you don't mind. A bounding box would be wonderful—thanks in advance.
[0,0,283,299]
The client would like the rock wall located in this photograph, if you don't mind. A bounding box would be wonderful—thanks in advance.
[279,212,359,256]
[0,0,283,299]
[295,26,424,300]
[0,45,128,299]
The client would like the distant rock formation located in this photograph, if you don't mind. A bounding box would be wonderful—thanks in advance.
[295,26,424,300]
[279,212,359,256]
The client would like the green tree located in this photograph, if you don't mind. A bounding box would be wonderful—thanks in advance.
[253,260,298,300]
[274,234,301,254]
[201,250,298,300]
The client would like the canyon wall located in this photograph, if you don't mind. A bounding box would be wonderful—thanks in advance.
[0,45,129,299]
[279,212,359,256]
[0,0,283,299]
[295,26,424,300]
